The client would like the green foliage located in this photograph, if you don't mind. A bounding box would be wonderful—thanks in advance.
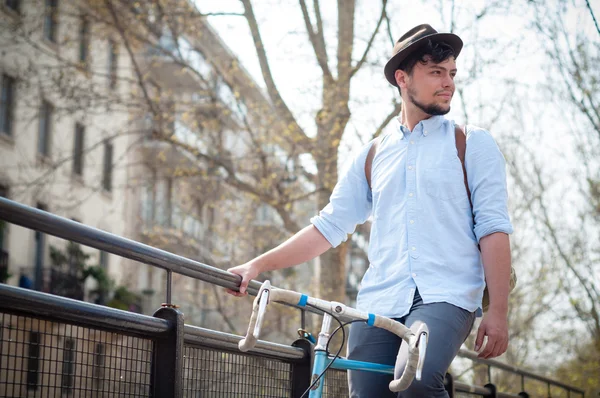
[0,267,11,284]
[554,340,600,397]
[107,286,141,312]
[50,242,140,312]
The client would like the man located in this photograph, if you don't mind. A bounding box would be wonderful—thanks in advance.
[227,24,513,397]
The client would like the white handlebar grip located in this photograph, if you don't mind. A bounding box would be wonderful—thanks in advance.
[389,321,429,392]
[238,280,271,352]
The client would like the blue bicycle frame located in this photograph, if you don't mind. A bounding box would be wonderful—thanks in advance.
[308,313,394,397]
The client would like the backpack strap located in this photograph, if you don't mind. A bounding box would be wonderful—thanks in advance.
[365,137,381,190]
[454,124,473,210]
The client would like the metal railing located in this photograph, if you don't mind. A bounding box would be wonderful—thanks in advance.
[0,197,586,397]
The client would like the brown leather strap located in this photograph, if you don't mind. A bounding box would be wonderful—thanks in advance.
[365,137,381,190]
[455,124,473,209]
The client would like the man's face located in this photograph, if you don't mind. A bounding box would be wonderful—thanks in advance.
[397,56,457,116]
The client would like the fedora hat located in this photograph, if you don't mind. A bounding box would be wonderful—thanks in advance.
[384,24,463,87]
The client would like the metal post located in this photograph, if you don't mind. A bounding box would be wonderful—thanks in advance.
[166,270,172,305]
[444,373,455,398]
[484,383,497,398]
[151,306,184,398]
[291,339,313,398]
[301,308,306,330]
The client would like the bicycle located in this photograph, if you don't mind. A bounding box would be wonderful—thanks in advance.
[238,280,429,398]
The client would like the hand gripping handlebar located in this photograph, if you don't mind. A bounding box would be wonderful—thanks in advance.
[238,280,428,392]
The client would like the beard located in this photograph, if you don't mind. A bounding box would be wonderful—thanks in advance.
[407,86,451,116]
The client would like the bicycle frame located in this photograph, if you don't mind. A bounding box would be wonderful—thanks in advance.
[309,312,394,397]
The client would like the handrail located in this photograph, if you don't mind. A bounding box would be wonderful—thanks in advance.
[0,197,585,397]
[458,349,585,394]
[0,197,325,315]
[0,283,170,335]
[0,281,305,361]
[0,197,244,293]
[184,324,305,361]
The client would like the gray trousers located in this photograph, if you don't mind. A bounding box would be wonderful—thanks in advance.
[347,290,475,397]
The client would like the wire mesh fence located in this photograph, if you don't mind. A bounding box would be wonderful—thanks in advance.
[323,369,349,397]
[0,312,153,398]
[182,345,293,397]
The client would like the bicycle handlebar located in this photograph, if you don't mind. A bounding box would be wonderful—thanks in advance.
[238,280,428,393]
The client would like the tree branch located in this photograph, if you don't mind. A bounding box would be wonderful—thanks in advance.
[299,0,333,81]
[371,101,402,140]
[384,9,395,47]
[210,285,239,334]
[200,12,245,17]
[285,188,325,204]
[104,0,159,118]
[336,0,356,84]
[350,0,388,79]
[272,204,302,232]
[240,0,313,152]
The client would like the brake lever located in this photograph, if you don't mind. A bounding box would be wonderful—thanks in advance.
[254,285,270,338]
[416,331,428,381]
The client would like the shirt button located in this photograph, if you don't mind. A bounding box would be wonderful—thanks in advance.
[411,246,416,251]
[410,140,415,145]
[409,192,414,197]
[410,220,415,224]
[408,165,413,170]
[423,130,428,136]
[412,273,417,278]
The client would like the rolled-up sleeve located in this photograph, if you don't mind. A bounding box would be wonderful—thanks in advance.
[465,128,514,242]
[310,141,374,248]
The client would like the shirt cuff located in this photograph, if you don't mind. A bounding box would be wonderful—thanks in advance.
[310,215,346,248]
[474,221,514,243]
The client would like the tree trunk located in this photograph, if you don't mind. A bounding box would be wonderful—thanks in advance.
[314,85,351,303]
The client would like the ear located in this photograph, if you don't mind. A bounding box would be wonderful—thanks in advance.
[395,69,408,89]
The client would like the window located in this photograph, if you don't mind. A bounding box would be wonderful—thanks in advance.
[154,178,172,226]
[108,40,118,89]
[38,100,53,157]
[61,338,75,394]
[78,15,90,66]
[34,203,47,293]
[5,0,20,13]
[43,0,58,43]
[72,123,84,176]
[99,250,108,269]
[92,343,104,389]
[0,185,7,254]
[26,332,40,390]
[0,74,15,137]
[102,140,113,192]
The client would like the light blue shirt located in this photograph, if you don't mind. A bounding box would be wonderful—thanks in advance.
[310,115,513,318]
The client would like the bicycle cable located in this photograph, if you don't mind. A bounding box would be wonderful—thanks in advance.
[300,305,366,398]
[325,319,364,354]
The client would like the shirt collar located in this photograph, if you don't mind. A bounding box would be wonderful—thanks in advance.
[396,115,445,139]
